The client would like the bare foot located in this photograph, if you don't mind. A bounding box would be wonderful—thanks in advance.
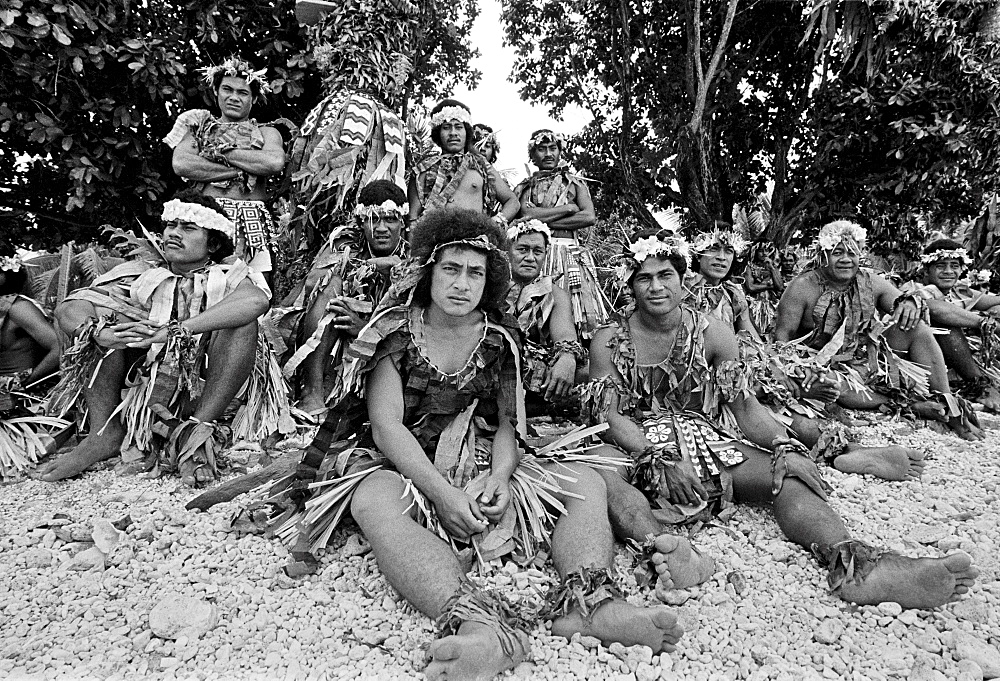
[947,415,985,441]
[649,534,716,592]
[838,552,978,609]
[552,599,683,653]
[35,425,124,482]
[296,391,327,417]
[425,621,527,681]
[833,445,926,481]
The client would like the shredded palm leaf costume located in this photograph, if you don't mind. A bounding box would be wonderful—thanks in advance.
[802,268,931,398]
[684,273,750,330]
[0,294,69,479]
[507,276,556,393]
[269,222,406,402]
[513,166,609,339]
[411,151,498,215]
[243,303,614,567]
[163,111,293,271]
[48,258,294,478]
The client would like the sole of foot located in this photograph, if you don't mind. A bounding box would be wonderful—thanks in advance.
[34,431,123,482]
[838,551,978,609]
[834,446,926,481]
[425,621,527,681]
[552,600,683,654]
[650,534,716,591]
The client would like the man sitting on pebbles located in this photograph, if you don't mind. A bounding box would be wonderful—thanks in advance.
[272,180,408,417]
[775,221,983,442]
[504,218,585,414]
[899,238,1000,412]
[266,209,683,680]
[39,191,291,485]
[584,229,978,609]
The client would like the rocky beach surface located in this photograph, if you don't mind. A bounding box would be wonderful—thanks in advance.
[2,413,999,681]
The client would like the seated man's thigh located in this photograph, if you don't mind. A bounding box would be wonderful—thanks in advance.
[350,469,419,524]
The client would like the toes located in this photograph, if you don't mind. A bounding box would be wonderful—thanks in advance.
[907,449,928,461]
[942,552,973,573]
[652,534,684,555]
[429,636,462,663]
[650,608,681,632]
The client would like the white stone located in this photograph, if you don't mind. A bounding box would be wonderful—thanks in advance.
[148,593,218,640]
[877,602,903,617]
[814,620,844,645]
[958,659,986,681]
[91,519,121,554]
[955,633,1000,679]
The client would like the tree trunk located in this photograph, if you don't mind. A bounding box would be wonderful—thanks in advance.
[980,1,1000,41]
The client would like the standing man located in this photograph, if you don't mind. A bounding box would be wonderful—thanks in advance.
[408,100,519,223]
[166,56,287,280]
[514,130,609,340]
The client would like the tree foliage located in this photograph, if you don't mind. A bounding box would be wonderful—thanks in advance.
[0,0,479,251]
[501,0,1000,251]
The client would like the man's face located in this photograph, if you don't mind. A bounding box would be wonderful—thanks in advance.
[530,141,561,170]
[926,257,963,292]
[780,252,797,275]
[439,121,467,154]
[216,76,254,122]
[631,256,683,316]
[430,246,488,317]
[163,220,212,267]
[477,137,497,163]
[359,213,403,257]
[820,242,861,283]
[698,245,734,282]
[509,233,547,284]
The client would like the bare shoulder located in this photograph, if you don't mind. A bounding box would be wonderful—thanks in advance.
[703,314,738,363]
[590,324,618,353]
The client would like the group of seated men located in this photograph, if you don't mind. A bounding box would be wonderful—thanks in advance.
[10,58,993,680]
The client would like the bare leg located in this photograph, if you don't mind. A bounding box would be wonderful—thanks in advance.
[298,271,339,415]
[594,448,715,591]
[730,446,977,608]
[788,414,925,481]
[351,471,525,681]
[937,330,1000,412]
[178,321,258,485]
[38,347,130,482]
[547,463,684,653]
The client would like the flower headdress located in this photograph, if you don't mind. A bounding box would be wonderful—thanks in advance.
[919,248,972,267]
[161,200,236,242]
[0,254,22,273]
[354,200,407,221]
[200,56,271,96]
[692,228,749,257]
[430,105,472,128]
[506,219,552,243]
[474,127,500,156]
[615,233,691,284]
[527,130,564,153]
[816,220,867,253]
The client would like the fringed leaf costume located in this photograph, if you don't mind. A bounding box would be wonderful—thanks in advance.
[0,294,70,479]
[48,258,294,479]
[513,167,610,339]
[411,151,498,214]
[241,304,617,568]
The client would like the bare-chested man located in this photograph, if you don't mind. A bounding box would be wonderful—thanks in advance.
[514,130,608,339]
[408,100,519,224]
[166,56,286,279]
[901,238,1000,412]
[586,229,978,609]
[775,221,983,441]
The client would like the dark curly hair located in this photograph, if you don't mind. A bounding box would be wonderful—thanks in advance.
[923,238,966,257]
[0,268,27,296]
[625,229,688,289]
[167,189,235,262]
[410,208,510,316]
[357,179,406,207]
[430,99,474,152]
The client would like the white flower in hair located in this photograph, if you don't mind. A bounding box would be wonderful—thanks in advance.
[430,106,472,127]
[919,248,972,266]
[816,220,867,251]
[161,200,236,241]
[629,235,690,263]
[692,228,749,256]
[354,200,406,220]
[0,255,22,273]
[506,219,551,242]
[200,56,272,95]
[973,269,992,285]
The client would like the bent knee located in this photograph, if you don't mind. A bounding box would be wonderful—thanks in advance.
[559,461,608,497]
[349,470,413,523]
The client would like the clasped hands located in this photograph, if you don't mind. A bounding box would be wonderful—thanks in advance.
[434,474,512,541]
[95,320,170,350]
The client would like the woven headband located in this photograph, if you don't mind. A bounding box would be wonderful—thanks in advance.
[920,248,972,266]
